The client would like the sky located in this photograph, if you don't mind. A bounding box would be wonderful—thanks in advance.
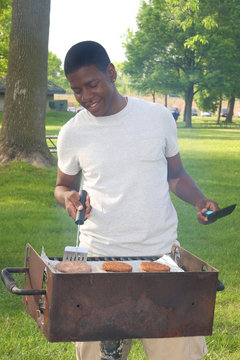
[48,0,141,64]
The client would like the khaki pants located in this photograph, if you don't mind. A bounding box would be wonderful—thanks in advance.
[76,336,207,360]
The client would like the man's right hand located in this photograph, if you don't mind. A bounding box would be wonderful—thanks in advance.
[54,168,91,221]
[64,190,91,221]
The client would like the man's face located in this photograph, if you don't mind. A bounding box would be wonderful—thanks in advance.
[67,64,117,117]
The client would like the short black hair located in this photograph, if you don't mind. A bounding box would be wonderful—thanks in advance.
[64,41,111,75]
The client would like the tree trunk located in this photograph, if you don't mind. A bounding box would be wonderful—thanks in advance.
[217,98,222,124]
[152,91,156,103]
[184,83,194,127]
[164,94,167,107]
[226,93,235,123]
[0,0,55,168]
[183,105,186,122]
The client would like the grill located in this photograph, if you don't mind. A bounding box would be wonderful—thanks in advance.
[1,243,219,342]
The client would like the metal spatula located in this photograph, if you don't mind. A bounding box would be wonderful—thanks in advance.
[63,190,88,261]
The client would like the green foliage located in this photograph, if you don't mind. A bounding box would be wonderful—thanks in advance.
[0,0,69,91]
[48,51,62,80]
[48,51,71,92]
[195,89,220,113]
[113,61,131,95]
[124,0,215,124]
[0,0,12,77]
[195,0,240,112]
[123,0,240,126]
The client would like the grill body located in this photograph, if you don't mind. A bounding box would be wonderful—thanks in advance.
[21,244,218,342]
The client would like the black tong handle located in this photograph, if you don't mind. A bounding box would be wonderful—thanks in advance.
[75,190,88,225]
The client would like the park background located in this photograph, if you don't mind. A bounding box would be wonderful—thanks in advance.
[0,0,240,359]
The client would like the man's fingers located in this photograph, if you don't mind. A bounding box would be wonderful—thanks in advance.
[64,190,81,218]
[84,195,91,220]
[197,210,216,225]
[64,191,91,221]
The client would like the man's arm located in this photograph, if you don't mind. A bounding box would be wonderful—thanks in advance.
[54,168,91,220]
[167,153,219,224]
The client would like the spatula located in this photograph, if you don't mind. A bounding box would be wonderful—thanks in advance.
[63,190,88,261]
[203,204,236,222]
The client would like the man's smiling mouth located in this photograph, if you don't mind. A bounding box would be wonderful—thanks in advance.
[89,103,98,109]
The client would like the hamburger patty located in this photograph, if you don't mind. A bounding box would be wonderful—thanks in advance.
[102,261,133,272]
[141,262,170,272]
[55,261,92,273]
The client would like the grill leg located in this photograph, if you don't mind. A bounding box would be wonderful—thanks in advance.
[100,340,125,360]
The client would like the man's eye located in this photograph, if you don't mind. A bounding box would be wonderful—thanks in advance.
[89,82,98,88]
[73,89,82,95]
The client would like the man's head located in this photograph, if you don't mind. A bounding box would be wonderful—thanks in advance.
[64,41,125,117]
[64,41,111,76]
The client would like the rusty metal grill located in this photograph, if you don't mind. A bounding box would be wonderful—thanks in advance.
[2,243,219,343]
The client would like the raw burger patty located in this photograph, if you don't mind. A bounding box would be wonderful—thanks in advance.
[141,262,170,272]
[55,261,92,273]
[102,261,133,272]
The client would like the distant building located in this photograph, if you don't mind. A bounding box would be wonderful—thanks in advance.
[0,79,66,111]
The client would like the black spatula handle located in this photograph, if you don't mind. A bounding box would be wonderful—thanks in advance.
[75,190,88,225]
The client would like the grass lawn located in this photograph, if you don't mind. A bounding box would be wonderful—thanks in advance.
[0,111,239,359]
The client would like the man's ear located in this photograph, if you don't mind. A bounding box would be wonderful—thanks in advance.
[107,63,117,83]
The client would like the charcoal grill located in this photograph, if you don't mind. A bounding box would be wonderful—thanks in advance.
[1,243,219,342]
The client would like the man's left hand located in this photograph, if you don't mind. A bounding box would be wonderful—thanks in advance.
[196,198,219,225]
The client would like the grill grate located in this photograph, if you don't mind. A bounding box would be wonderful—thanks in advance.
[50,255,162,262]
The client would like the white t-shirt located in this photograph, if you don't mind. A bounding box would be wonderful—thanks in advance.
[57,97,179,256]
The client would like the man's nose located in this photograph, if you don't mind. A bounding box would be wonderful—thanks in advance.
[81,88,92,102]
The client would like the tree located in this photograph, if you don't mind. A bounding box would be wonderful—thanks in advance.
[195,0,240,124]
[48,51,62,82]
[114,62,131,96]
[124,0,212,126]
[124,0,240,127]
[48,51,71,93]
[0,0,55,167]
[0,1,68,92]
[0,0,12,77]
[123,28,180,103]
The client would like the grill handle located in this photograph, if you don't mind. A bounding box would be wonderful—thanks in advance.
[1,267,46,296]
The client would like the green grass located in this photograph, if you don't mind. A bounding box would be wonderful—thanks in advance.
[45,111,74,135]
[177,115,240,129]
[0,112,239,359]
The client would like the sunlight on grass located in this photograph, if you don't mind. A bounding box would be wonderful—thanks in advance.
[46,125,63,131]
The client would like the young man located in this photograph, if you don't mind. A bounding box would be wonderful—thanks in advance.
[54,41,219,360]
